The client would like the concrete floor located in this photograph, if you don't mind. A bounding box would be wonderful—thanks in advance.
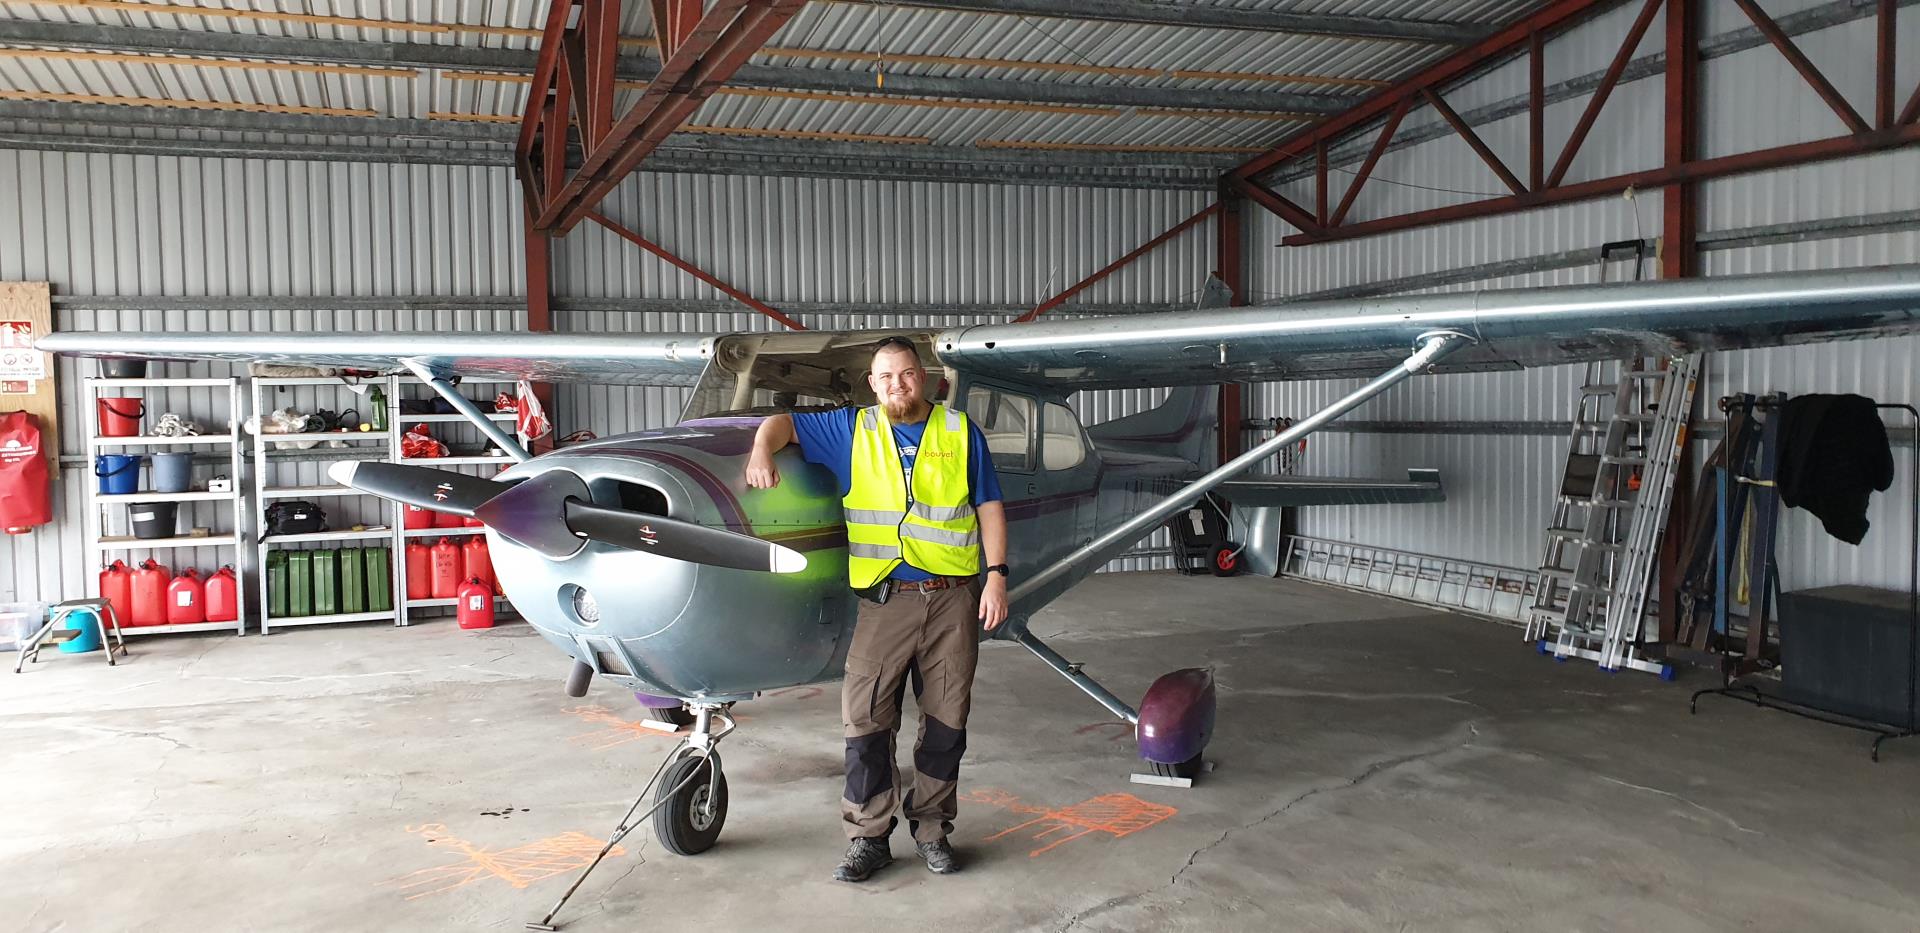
[6,573,1919,933]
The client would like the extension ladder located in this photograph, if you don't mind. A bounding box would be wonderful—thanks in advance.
[1525,353,1700,677]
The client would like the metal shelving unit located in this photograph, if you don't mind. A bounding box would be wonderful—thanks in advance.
[82,377,247,637]
[251,375,401,634]
[392,376,522,627]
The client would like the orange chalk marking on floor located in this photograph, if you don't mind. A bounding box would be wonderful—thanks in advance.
[963,788,1177,857]
[383,823,624,900]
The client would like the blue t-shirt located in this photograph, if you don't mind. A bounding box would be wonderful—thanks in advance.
[792,406,1003,582]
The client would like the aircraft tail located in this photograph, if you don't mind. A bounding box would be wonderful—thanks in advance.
[1085,385,1218,467]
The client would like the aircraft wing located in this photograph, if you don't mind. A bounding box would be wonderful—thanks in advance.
[935,266,1920,390]
[33,331,714,386]
[1213,469,1443,508]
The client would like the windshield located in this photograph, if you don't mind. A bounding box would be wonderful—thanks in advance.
[680,331,952,421]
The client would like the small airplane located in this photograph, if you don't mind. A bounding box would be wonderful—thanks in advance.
[40,266,1920,866]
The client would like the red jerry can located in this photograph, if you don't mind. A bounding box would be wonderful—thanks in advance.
[167,569,206,625]
[461,536,494,595]
[131,559,170,626]
[98,560,134,629]
[405,541,433,601]
[456,577,496,629]
[429,537,463,599]
[205,566,239,623]
[402,503,434,530]
[433,507,465,529]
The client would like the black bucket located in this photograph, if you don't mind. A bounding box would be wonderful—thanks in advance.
[129,502,179,540]
[101,359,148,379]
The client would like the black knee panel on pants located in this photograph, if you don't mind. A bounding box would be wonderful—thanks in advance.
[844,731,893,804]
[914,715,967,782]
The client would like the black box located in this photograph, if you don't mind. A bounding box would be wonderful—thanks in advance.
[1777,586,1920,727]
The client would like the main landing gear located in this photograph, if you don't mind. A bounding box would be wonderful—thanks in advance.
[526,702,735,931]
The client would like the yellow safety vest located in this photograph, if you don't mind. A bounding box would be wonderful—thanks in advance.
[844,404,980,588]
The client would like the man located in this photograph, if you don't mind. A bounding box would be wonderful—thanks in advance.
[745,336,1010,882]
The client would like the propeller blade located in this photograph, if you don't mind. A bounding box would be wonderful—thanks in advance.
[565,500,808,574]
[328,461,503,515]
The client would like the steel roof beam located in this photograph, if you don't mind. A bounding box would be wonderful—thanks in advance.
[0,104,1226,188]
[856,0,1488,43]
[1263,0,1919,185]
[0,20,1362,114]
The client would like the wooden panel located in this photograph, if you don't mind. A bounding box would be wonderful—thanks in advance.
[0,282,57,476]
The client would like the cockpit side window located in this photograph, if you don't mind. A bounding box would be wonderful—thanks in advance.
[1040,402,1089,471]
[965,385,1036,473]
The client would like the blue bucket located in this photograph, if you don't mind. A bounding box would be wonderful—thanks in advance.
[150,451,193,493]
[57,608,104,654]
[95,454,140,495]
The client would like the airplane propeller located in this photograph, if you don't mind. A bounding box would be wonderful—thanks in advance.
[328,461,806,574]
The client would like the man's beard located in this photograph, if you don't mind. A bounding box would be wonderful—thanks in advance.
[883,392,923,420]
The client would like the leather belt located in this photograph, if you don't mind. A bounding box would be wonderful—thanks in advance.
[891,575,968,593]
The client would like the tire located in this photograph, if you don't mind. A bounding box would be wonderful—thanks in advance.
[648,706,696,728]
[1210,545,1240,577]
[1149,752,1205,780]
[654,755,728,856]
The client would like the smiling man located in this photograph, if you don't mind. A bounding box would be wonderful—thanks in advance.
[746,336,1009,882]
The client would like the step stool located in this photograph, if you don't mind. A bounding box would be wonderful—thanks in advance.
[12,599,130,673]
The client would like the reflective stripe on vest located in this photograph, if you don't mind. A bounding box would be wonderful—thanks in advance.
[843,403,979,588]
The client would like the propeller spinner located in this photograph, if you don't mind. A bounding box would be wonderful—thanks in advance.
[329,461,806,574]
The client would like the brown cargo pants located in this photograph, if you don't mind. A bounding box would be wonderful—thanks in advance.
[841,576,981,845]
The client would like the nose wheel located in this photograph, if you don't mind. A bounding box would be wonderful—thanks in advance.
[654,752,728,855]
[526,703,735,931]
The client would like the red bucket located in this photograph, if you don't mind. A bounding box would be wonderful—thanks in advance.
[96,398,145,437]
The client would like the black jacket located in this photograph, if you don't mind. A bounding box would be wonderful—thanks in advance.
[1777,394,1893,545]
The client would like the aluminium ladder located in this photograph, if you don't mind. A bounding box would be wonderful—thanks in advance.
[1525,353,1700,676]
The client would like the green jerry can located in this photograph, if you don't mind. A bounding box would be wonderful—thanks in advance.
[312,548,340,616]
[288,550,313,617]
[340,546,366,614]
[364,546,392,613]
[267,550,289,619]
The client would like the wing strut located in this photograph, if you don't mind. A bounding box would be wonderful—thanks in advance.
[1008,330,1472,613]
[402,358,533,463]
[1015,630,1140,724]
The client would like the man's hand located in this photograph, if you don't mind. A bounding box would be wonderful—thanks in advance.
[745,451,781,489]
[745,413,794,489]
[979,574,1009,632]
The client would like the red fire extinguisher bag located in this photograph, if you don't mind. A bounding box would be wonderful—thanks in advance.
[205,566,239,623]
[131,559,170,626]
[0,411,53,534]
[167,569,206,625]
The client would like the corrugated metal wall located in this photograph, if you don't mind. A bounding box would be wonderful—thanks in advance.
[2,151,1209,601]
[1250,5,1920,593]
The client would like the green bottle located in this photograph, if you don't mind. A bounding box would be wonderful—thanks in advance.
[369,386,388,432]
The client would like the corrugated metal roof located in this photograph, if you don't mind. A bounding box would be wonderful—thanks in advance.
[0,0,1543,176]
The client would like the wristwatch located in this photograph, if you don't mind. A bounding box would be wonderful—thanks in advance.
[986,564,1010,578]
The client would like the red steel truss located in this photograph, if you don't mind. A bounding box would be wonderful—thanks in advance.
[1217,0,1920,246]
[518,0,802,235]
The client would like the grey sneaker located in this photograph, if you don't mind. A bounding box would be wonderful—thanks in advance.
[832,837,892,882]
[916,839,959,874]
